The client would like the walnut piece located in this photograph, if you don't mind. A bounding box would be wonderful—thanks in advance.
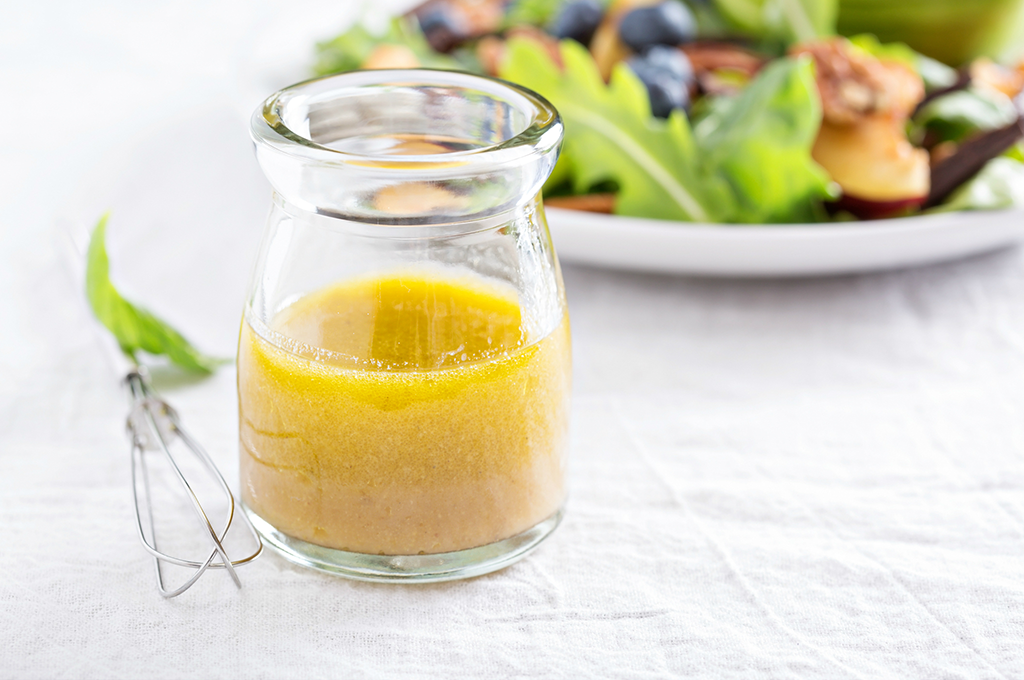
[791,38,923,126]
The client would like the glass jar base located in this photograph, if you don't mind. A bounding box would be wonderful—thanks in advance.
[243,504,565,583]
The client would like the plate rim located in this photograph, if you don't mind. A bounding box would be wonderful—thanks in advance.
[545,206,1024,276]
[545,206,1024,239]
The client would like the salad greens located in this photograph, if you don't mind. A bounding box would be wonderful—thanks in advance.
[314,17,461,76]
[312,0,1024,223]
[713,0,837,44]
[502,0,573,29]
[502,38,724,222]
[86,214,223,374]
[915,87,1022,143]
[846,33,960,91]
[693,55,836,222]
[503,39,833,222]
[930,156,1024,213]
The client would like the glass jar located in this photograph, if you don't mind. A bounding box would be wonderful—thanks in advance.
[239,69,569,582]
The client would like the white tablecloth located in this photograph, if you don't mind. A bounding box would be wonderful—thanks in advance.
[1,2,1022,678]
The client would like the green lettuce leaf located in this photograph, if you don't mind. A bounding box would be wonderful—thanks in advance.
[713,0,837,44]
[931,157,1024,212]
[503,39,832,223]
[313,16,461,76]
[86,214,223,374]
[915,87,1021,143]
[501,38,728,222]
[693,55,836,222]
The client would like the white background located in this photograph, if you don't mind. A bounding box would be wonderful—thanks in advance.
[1,1,1022,678]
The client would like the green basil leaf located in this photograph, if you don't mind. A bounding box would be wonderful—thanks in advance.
[86,214,224,374]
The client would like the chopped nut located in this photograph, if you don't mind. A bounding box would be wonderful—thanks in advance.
[791,38,923,125]
[681,41,763,76]
[682,41,764,96]
[837,80,875,113]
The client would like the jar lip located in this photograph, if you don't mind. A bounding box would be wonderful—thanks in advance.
[251,68,561,170]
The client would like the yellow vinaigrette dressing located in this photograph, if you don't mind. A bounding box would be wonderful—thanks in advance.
[238,273,571,555]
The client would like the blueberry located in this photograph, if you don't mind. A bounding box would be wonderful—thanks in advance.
[619,2,697,53]
[627,48,692,117]
[645,80,688,118]
[549,0,604,46]
[642,44,694,86]
[417,7,463,53]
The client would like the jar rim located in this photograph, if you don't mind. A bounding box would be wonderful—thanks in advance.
[251,68,562,171]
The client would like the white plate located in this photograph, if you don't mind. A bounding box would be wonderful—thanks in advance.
[546,207,1024,277]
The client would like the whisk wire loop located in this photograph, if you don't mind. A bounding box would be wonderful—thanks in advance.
[126,369,262,598]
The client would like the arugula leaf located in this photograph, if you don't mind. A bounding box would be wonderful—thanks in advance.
[915,87,1020,143]
[930,157,1024,212]
[694,55,837,223]
[86,214,223,374]
[313,16,461,76]
[503,39,831,223]
[501,38,728,222]
[713,0,837,44]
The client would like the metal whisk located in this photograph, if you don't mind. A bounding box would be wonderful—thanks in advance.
[61,221,262,598]
[126,366,262,597]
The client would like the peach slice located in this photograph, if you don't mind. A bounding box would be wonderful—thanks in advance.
[812,114,930,218]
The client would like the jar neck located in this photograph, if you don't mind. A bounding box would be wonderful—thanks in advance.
[251,69,563,225]
[269,191,545,240]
